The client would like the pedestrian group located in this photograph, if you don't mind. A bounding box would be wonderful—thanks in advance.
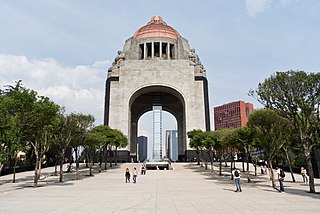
[124,164,147,184]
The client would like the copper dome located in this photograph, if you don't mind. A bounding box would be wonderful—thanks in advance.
[133,16,180,40]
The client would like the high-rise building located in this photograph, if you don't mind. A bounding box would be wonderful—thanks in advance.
[214,101,254,130]
[137,136,148,162]
[165,130,178,161]
[153,105,162,160]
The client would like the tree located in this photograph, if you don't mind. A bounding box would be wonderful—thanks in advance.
[237,126,256,182]
[68,113,94,179]
[83,131,100,176]
[111,129,128,165]
[223,128,242,179]
[249,70,320,193]
[187,129,205,166]
[213,128,230,176]
[27,96,60,187]
[202,131,218,172]
[52,113,78,182]
[83,125,117,175]
[247,109,293,190]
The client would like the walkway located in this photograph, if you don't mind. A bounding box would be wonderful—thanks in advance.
[0,163,319,213]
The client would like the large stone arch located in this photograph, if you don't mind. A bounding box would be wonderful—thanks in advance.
[128,85,186,161]
[104,17,211,162]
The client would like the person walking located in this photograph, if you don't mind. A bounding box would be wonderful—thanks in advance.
[232,167,242,192]
[125,168,131,183]
[301,167,308,184]
[133,167,138,183]
[141,164,146,175]
[276,167,285,192]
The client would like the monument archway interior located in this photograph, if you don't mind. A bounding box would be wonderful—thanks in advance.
[138,110,177,159]
[129,86,186,161]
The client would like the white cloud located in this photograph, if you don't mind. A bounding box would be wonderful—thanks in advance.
[246,0,298,18]
[246,0,273,17]
[0,54,110,125]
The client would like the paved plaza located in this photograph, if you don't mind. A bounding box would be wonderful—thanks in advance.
[0,162,319,214]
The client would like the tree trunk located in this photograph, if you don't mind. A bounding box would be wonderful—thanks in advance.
[246,149,250,172]
[54,160,58,176]
[115,147,118,165]
[200,149,204,167]
[75,147,79,169]
[254,158,257,176]
[242,158,245,172]
[268,161,276,190]
[224,156,228,167]
[196,149,200,165]
[247,170,251,183]
[104,145,108,170]
[306,156,316,193]
[99,148,102,173]
[283,147,295,182]
[67,151,73,173]
[38,158,42,181]
[230,161,234,180]
[59,159,63,182]
[12,158,18,183]
[219,152,223,176]
[0,163,3,176]
[89,157,93,176]
[34,156,40,188]
[109,148,112,167]
[210,149,214,173]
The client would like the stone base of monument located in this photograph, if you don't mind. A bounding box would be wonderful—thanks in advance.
[145,159,172,170]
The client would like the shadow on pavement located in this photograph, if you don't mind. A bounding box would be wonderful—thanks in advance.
[183,162,320,200]
[0,163,124,193]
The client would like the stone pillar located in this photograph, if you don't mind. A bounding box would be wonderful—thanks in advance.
[143,43,146,59]
[160,42,162,59]
[167,43,170,59]
[151,42,154,58]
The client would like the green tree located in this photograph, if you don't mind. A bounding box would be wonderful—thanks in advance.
[52,113,79,182]
[187,129,205,166]
[111,129,128,165]
[83,131,100,176]
[247,109,292,190]
[202,131,218,172]
[223,128,242,179]
[68,113,94,179]
[249,70,320,193]
[213,128,230,176]
[237,126,257,182]
[0,81,41,183]
[28,96,60,187]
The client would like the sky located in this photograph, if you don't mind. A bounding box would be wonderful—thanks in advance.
[1,0,320,151]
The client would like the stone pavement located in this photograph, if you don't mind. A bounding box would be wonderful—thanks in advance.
[0,162,319,214]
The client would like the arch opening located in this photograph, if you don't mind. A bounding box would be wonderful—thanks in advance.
[137,111,178,162]
[129,85,186,162]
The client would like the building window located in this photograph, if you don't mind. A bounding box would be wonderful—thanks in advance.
[154,42,160,57]
[162,43,167,59]
[246,107,250,116]
[146,42,152,58]
[170,43,174,59]
[139,44,144,60]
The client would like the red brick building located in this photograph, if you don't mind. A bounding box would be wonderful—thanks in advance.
[214,101,254,130]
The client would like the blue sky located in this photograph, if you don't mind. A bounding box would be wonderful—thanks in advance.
[1,0,320,141]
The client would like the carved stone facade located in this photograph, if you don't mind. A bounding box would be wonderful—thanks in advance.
[105,16,210,162]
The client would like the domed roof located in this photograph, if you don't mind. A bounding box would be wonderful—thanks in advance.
[133,16,180,40]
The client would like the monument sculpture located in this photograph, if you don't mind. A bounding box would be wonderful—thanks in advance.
[105,16,210,162]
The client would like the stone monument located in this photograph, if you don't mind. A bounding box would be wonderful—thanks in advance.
[105,16,210,162]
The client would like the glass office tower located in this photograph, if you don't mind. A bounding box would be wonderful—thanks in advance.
[152,105,162,160]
